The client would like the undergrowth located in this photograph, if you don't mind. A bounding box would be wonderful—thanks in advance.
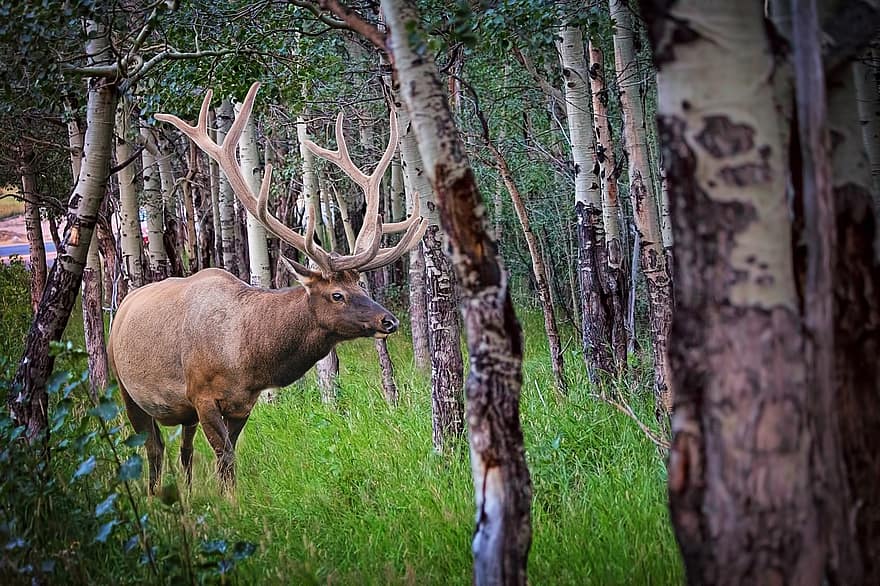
[0,261,682,584]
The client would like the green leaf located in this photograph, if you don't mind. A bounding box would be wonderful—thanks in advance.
[117,455,142,481]
[73,455,96,479]
[89,400,121,422]
[95,493,118,517]
[201,539,227,555]
[123,433,147,448]
[94,519,118,543]
[232,541,256,561]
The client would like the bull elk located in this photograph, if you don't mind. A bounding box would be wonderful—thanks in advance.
[107,82,427,493]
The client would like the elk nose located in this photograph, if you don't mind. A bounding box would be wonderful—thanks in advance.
[381,315,399,333]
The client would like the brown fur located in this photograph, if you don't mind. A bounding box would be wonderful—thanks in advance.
[107,267,398,493]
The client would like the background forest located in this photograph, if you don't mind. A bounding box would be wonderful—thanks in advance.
[0,0,878,584]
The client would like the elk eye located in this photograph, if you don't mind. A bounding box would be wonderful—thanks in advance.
[332,292,345,302]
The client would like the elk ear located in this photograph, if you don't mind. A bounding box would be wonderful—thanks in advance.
[279,255,321,291]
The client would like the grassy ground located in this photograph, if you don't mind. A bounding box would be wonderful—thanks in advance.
[168,311,681,584]
[4,279,682,584]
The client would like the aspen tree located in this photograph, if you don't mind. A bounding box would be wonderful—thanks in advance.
[235,100,272,287]
[384,1,532,581]
[610,0,673,414]
[557,21,617,378]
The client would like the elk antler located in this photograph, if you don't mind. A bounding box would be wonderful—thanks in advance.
[301,110,427,271]
[155,82,427,274]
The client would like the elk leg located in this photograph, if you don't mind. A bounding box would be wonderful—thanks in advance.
[119,385,164,495]
[180,423,198,487]
[194,398,236,493]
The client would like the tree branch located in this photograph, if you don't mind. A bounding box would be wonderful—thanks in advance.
[289,0,349,29]
[317,0,387,53]
[122,48,235,90]
[512,45,565,104]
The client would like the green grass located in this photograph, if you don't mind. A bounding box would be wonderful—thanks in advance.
[2,268,682,584]
[171,311,682,584]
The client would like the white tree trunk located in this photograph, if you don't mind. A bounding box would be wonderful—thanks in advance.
[385,2,531,582]
[141,138,168,280]
[235,100,272,287]
[611,0,674,415]
[115,103,145,290]
[395,90,464,451]
[216,100,238,276]
[558,22,618,376]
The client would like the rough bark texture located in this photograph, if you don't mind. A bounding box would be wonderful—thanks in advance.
[216,100,239,277]
[644,1,823,582]
[588,38,628,367]
[394,87,464,451]
[611,0,673,415]
[9,23,118,440]
[385,1,532,582]
[19,146,46,311]
[558,22,617,379]
[141,141,169,281]
[827,60,880,584]
[83,233,108,400]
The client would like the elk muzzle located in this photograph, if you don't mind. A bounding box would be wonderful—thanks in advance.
[374,314,399,339]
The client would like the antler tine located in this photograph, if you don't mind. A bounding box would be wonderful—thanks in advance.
[223,82,261,155]
[157,81,335,275]
[351,110,399,256]
[358,218,429,272]
[381,192,422,234]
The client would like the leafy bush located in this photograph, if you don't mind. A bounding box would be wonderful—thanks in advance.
[0,346,256,585]
[0,259,32,359]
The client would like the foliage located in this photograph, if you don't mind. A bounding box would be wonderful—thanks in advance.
[0,342,256,585]
[0,260,31,359]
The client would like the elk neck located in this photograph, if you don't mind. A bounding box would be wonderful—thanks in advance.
[238,284,342,388]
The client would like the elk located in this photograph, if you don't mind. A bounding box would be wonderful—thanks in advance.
[107,82,427,493]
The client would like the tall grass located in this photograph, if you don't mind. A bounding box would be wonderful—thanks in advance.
[0,197,25,220]
[1,268,682,584]
[179,311,682,584]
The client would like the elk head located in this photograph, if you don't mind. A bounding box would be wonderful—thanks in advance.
[156,82,426,340]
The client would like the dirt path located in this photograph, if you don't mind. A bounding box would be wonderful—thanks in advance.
[0,214,57,264]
